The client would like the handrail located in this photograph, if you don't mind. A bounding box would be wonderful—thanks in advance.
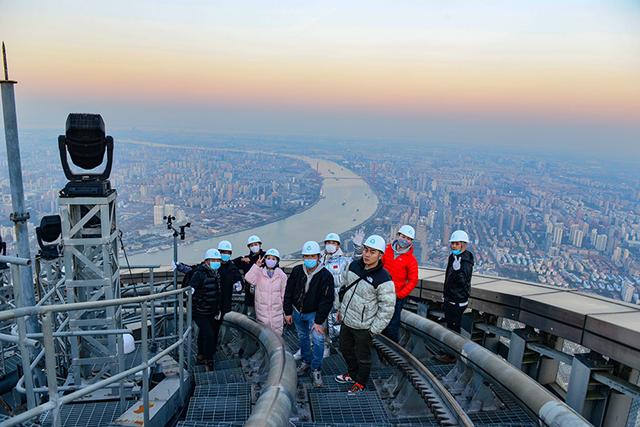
[0,287,188,321]
[222,312,297,427]
[401,310,591,427]
[0,286,193,427]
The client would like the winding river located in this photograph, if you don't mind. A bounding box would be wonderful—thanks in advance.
[127,154,379,265]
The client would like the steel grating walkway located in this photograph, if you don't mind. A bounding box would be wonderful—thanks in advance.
[40,401,133,427]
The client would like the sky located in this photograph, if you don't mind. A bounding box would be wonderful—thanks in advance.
[2,1,640,157]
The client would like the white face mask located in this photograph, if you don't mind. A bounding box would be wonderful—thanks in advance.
[325,243,337,254]
[250,244,261,254]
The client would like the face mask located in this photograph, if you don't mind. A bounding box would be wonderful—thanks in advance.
[303,259,317,269]
[397,238,411,249]
[325,244,337,254]
[265,259,277,269]
[209,261,221,270]
[250,245,261,254]
[221,254,231,262]
[451,249,462,256]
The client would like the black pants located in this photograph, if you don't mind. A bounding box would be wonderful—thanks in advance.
[443,301,466,334]
[339,324,373,386]
[382,298,406,342]
[194,315,223,361]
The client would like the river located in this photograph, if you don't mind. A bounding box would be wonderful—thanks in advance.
[127,154,379,265]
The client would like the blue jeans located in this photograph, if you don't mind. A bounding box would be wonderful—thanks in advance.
[293,310,324,370]
[382,298,406,342]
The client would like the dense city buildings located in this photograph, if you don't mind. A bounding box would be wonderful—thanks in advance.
[1,130,638,304]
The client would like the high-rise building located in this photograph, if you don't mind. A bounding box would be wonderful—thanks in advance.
[153,205,164,225]
[553,223,564,246]
[612,247,622,263]
[621,283,635,303]
[595,234,608,252]
[572,230,584,248]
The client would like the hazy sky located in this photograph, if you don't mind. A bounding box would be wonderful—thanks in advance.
[2,1,640,156]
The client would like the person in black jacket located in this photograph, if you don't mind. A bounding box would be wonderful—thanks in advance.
[443,230,475,335]
[284,241,334,387]
[189,248,225,370]
[217,240,243,311]
[233,235,266,316]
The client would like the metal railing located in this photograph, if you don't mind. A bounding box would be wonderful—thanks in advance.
[0,257,192,427]
[400,309,591,427]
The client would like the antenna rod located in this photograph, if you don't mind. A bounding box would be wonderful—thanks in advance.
[0,43,38,334]
[2,42,8,81]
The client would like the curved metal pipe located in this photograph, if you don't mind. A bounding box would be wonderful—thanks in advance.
[222,312,296,427]
[401,310,591,427]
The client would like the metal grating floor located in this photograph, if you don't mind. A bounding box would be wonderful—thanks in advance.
[177,422,242,427]
[300,374,377,391]
[194,368,245,385]
[185,395,251,423]
[40,401,133,427]
[309,391,390,424]
[292,423,394,427]
[193,383,251,398]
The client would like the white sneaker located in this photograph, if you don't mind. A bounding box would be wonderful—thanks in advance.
[323,346,331,358]
[293,349,302,361]
[312,369,324,387]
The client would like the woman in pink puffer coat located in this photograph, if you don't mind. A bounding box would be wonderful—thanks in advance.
[244,248,287,335]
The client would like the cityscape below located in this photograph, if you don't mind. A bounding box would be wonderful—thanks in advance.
[0,128,638,305]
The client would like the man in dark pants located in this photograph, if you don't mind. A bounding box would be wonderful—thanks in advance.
[284,241,334,388]
[381,225,419,342]
[443,229,474,332]
[438,230,475,363]
[218,240,243,304]
[189,248,225,370]
[335,235,395,394]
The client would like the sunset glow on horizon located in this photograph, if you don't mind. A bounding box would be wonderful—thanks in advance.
[3,0,640,149]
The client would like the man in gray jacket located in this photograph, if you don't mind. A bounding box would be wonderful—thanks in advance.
[335,235,396,394]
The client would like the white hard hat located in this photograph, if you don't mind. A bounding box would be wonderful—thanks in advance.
[247,235,262,245]
[204,248,222,260]
[122,333,135,355]
[398,225,416,240]
[265,248,281,259]
[449,230,470,243]
[301,241,321,255]
[363,235,386,253]
[218,240,233,251]
[324,232,341,244]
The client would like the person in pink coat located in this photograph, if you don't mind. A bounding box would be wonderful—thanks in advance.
[244,248,287,335]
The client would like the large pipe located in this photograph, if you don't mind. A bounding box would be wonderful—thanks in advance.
[1,46,37,334]
[401,310,591,427]
[223,312,296,427]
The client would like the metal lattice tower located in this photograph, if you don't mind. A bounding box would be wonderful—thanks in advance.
[59,191,121,388]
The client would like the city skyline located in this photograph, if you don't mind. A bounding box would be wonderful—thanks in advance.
[2,1,640,158]
[1,129,638,305]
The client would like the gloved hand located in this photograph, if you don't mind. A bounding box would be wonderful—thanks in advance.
[214,312,222,321]
[352,229,365,247]
[233,281,243,293]
[453,256,461,271]
[171,261,177,271]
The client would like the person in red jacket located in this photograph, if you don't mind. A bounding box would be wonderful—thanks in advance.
[381,225,419,342]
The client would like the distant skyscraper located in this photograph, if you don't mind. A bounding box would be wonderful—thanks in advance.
[595,234,608,252]
[572,230,584,248]
[621,283,635,303]
[612,247,622,263]
[153,205,164,225]
[553,223,564,246]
